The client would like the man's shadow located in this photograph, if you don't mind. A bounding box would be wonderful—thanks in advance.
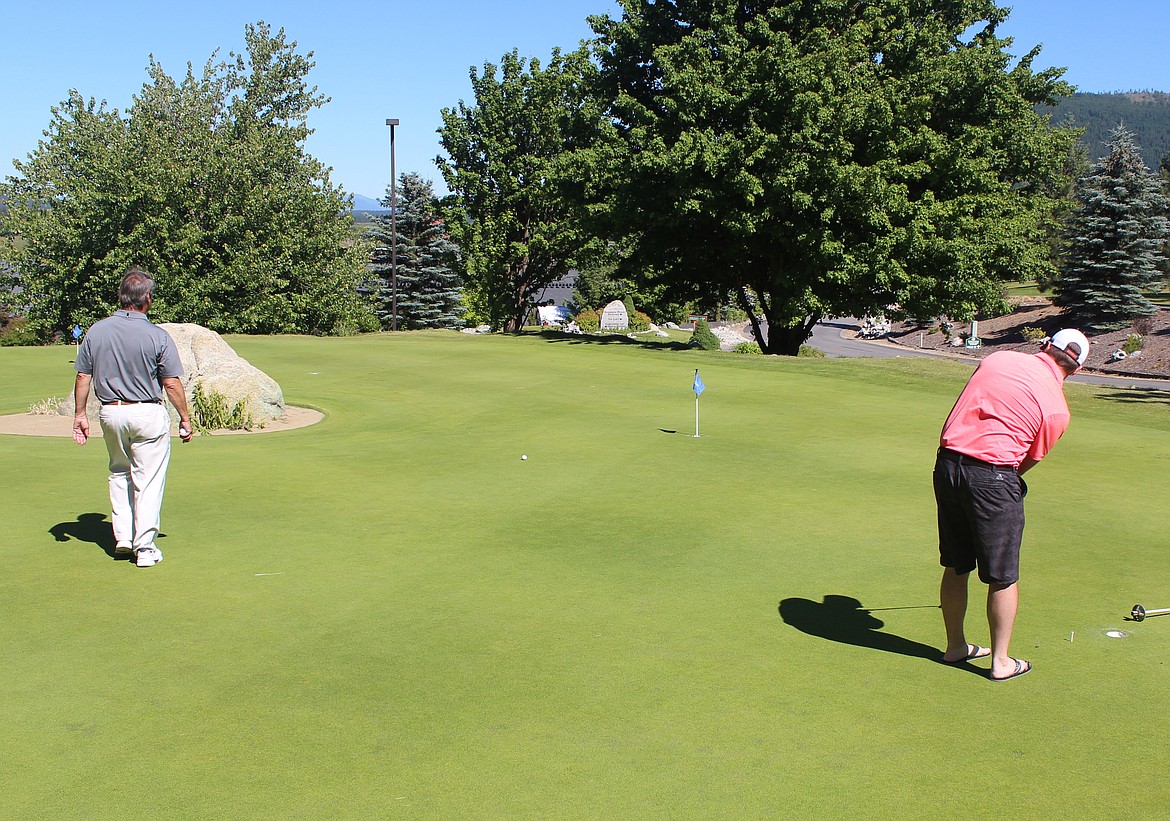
[779,594,980,671]
[49,513,121,559]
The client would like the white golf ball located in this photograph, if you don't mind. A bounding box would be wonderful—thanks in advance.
[521,454,528,460]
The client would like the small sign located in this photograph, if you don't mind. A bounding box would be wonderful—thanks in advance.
[600,300,629,331]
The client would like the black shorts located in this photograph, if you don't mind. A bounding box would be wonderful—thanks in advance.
[933,450,1027,585]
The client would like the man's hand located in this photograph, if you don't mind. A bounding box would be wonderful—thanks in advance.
[73,372,92,445]
[161,377,193,443]
[72,415,89,445]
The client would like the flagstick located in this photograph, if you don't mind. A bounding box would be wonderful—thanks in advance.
[692,367,702,437]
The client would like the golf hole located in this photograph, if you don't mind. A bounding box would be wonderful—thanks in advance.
[1106,630,1129,639]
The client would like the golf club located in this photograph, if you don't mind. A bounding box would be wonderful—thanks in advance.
[1130,604,1170,622]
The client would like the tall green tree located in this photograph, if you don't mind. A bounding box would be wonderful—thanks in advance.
[437,49,598,332]
[367,173,465,330]
[580,0,1079,354]
[1054,126,1170,328]
[0,23,372,337]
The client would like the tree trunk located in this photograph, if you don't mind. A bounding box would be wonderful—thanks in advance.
[751,282,821,355]
[764,318,820,356]
[737,287,766,349]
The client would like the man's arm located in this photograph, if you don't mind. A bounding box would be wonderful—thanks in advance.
[73,373,92,445]
[161,377,193,443]
[1019,413,1070,476]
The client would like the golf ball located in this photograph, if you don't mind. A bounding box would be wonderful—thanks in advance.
[521,454,528,460]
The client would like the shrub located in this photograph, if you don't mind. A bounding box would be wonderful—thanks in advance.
[191,381,255,433]
[629,311,651,332]
[0,317,41,347]
[1123,333,1143,355]
[1132,315,1156,336]
[575,309,600,333]
[29,396,64,414]
[798,345,826,358]
[1021,326,1047,343]
[733,342,762,355]
[690,319,721,350]
[352,309,383,334]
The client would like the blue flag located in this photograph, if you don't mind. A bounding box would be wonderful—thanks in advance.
[72,325,82,340]
[693,371,705,396]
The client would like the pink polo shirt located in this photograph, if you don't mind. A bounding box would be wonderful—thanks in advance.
[940,351,1070,469]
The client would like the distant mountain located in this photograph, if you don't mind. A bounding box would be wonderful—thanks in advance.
[1046,92,1170,170]
[351,194,388,212]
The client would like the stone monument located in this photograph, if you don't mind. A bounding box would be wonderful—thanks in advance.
[600,300,629,331]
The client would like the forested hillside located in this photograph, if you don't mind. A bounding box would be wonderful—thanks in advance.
[1047,92,1170,169]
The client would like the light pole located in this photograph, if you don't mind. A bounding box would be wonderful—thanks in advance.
[385,118,400,330]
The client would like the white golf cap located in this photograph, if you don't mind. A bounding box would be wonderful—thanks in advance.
[1050,328,1090,365]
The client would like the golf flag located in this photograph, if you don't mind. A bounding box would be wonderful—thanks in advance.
[692,369,704,437]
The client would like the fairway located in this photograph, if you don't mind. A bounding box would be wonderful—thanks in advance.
[3,332,1169,819]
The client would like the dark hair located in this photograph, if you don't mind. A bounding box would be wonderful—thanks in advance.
[118,266,155,310]
[1047,342,1081,371]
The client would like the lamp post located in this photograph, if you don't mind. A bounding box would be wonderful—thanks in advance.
[385,118,400,330]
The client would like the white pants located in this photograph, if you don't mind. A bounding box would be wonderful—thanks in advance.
[99,403,172,550]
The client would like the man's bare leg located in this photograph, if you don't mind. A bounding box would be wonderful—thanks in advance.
[988,582,1024,678]
[940,567,973,661]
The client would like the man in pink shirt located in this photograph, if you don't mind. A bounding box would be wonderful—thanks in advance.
[934,329,1089,681]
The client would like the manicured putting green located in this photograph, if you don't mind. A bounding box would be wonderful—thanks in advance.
[2,331,1169,818]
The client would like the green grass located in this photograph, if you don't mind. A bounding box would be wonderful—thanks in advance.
[1002,278,1170,308]
[1002,280,1048,299]
[3,333,1169,819]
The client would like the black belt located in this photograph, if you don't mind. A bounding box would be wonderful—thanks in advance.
[102,399,162,406]
[938,448,1015,471]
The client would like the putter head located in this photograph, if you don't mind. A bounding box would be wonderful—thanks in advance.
[1132,604,1146,622]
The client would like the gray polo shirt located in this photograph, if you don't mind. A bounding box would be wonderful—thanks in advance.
[75,311,184,403]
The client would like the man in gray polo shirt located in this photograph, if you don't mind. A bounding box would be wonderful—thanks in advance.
[73,266,193,567]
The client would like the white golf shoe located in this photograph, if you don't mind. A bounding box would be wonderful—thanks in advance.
[134,546,164,567]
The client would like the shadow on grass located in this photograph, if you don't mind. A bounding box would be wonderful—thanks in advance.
[526,329,691,351]
[1094,388,1170,406]
[49,512,122,559]
[780,594,984,673]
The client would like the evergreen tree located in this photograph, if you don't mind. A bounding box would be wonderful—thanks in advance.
[368,173,464,330]
[690,319,721,351]
[1055,126,1170,328]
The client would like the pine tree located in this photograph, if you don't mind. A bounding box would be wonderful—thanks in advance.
[1055,126,1170,329]
[368,173,464,330]
[690,319,721,351]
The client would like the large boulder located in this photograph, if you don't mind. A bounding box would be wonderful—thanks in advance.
[61,323,285,425]
[159,323,285,423]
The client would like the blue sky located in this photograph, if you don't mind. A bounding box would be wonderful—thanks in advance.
[2,1,1167,200]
